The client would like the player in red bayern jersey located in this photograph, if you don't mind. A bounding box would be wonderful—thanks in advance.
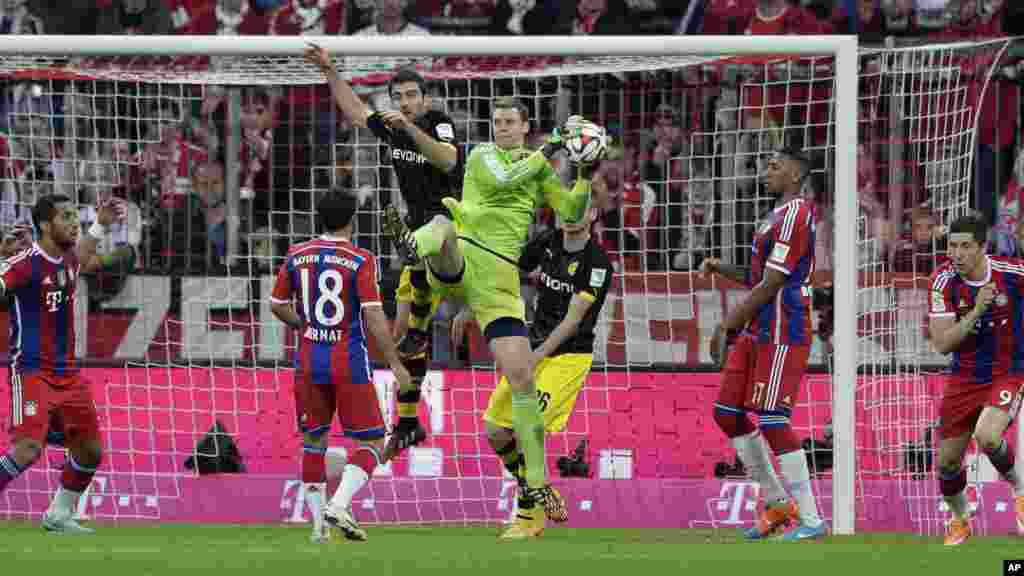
[271,188,412,543]
[0,194,121,533]
[705,147,827,541]
[928,214,1024,546]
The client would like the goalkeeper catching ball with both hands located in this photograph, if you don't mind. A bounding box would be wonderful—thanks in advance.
[382,97,604,531]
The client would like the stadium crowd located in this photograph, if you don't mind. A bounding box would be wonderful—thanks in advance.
[0,0,1023,308]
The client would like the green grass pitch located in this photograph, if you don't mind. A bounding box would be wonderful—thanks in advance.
[0,522,1019,575]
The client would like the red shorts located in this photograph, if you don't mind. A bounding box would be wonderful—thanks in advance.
[294,371,386,440]
[718,335,809,414]
[939,375,1024,439]
[8,371,100,446]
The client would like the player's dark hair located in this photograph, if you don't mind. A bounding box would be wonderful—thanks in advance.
[388,67,427,97]
[493,96,529,122]
[776,145,811,181]
[317,187,358,234]
[949,213,988,245]
[32,194,72,236]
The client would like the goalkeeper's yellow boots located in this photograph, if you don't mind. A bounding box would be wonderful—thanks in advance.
[382,205,420,266]
[500,508,546,540]
[944,516,971,546]
[1016,495,1024,535]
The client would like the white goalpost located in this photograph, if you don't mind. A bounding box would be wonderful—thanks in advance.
[0,33,1008,537]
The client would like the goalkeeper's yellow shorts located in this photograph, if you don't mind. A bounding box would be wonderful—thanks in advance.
[426,238,525,334]
[484,353,593,433]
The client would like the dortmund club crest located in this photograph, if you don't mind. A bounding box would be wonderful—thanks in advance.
[568,261,579,276]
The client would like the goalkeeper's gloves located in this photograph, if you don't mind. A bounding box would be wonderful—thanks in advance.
[541,121,578,160]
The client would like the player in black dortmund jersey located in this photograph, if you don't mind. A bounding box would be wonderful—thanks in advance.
[451,185,613,539]
[306,45,460,459]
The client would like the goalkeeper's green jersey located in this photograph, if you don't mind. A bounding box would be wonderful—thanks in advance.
[455,143,591,263]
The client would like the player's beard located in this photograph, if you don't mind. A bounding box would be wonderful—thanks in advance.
[56,228,77,251]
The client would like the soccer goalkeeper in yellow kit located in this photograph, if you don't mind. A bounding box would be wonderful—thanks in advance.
[383,97,594,526]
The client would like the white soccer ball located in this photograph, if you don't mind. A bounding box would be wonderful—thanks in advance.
[564,119,607,165]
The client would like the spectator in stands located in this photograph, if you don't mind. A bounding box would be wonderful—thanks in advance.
[929,0,1006,38]
[721,0,824,162]
[173,0,271,35]
[892,206,945,274]
[497,0,534,34]
[0,0,43,34]
[880,0,918,36]
[830,0,889,41]
[597,144,659,271]
[641,103,689,185]
[140,98,209,210]
[353,0,429,34]
[708,0,824,34]
[7,92,75,201]
[700,0,751,34]
[994,143,1024,256]
[639,103,691,269]
[233,88,275,203]
[671,163,714,272]
[25,0,94,34]
[192,161,228,262]
[97,0,173,35]
[110,139,145,205]
[270,0,345,35]
[422,0,507,35]
[572,0,629,35]
[518,0,628,35]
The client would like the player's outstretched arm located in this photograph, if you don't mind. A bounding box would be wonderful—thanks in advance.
[469,144,551,190]
[363,306,412,391]
[722,268,788,335]
[377,110,458,173]
[270,302,303,330]
[540,166,592,226]
[78,199,123,275]
[532,294,593,362]
[269,256,303,329]
[305,43,372,129]
[929,282,994,354]
[700,257,748,285]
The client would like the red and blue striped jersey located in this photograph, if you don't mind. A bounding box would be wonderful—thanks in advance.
[746,198,816,345]
[0,244,80,376]
[928,256,1024,383]
[271,236,382,386]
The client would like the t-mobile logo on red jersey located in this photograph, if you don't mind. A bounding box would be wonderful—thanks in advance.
[45,290,64,312]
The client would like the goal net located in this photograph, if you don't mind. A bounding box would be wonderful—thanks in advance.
[854,39,1013,537]
[0,35,1007,536]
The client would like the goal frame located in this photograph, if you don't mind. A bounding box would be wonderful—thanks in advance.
[0,33,860,534]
